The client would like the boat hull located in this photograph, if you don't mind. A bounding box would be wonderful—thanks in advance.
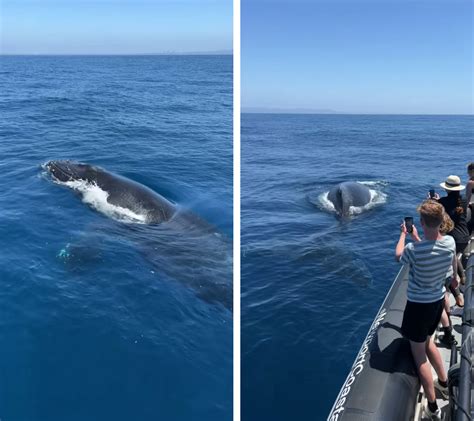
[328,265,420,421]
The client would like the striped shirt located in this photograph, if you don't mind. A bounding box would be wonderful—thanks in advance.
[401,235,455,303]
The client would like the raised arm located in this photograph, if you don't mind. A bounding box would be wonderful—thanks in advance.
[411,224,422,242]
[395,222,407,261]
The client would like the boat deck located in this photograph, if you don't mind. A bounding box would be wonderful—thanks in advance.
[414,296,463,420]
[415,234,473,421]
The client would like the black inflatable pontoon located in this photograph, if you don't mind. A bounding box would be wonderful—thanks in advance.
[452,251,474,421]
[328,265,420,420]
[329,233,474,421]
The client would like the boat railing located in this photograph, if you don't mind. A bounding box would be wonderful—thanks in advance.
[455,246,474,421]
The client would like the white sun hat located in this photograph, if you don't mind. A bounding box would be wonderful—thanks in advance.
[440,175,465,191]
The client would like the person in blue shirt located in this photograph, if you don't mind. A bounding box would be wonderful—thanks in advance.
[395,200,456,420]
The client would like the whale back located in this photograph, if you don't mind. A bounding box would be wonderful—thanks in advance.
[46,160,177,224]
[93,170,176,224]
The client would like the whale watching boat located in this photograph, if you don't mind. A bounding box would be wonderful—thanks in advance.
[328,211,474,420]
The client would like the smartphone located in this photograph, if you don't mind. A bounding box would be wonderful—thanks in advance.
[404,216,414,233]
[429,189,435,199]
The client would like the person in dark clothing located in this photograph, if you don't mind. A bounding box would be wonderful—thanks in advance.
[435,175,470,283]
[467,163,474,204]
[466,163,473,234]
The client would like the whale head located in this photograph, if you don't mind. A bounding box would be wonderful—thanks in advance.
[46,160,99,183]
[327,182,372,217]
[332,186,349,216]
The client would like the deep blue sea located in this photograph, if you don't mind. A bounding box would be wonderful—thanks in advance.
[0,55,232,421]
[241,113,473,421]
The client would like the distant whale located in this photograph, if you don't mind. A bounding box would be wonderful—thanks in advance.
[45,160,176,224]
[328,182,372,216]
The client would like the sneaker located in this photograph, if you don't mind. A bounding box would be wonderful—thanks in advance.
[438,333,456,347]
[434,378,449,400]
[451,306,463,317]
[424,404,442,420]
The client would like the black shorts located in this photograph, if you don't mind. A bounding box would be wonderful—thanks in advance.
[401,299,444,343]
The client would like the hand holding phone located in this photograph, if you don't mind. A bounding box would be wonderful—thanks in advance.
[404,216,414,234]
[429,189,435,199]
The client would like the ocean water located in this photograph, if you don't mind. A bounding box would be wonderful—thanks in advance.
[241,113,473,420]
[0,55,232,421]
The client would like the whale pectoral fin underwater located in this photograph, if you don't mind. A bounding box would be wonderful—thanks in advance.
[196,283,233,311]
[298,239,373,287]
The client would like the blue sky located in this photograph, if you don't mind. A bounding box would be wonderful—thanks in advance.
[242,0,473,114]
[0,0,232,54]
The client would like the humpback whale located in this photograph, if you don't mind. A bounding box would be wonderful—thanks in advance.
[46,160,176,224]
[328,182,372,216]
[45,160,232,310]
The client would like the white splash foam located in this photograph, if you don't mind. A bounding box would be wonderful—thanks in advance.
[319,181,388,217]
[55,178,148,224]
[348,188,387,215]
[318,191,337,213]
[356,180,390,188]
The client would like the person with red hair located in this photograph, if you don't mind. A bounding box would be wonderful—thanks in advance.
[395,200,456,420]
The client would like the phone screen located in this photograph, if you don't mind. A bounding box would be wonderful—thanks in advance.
[404,217,413,233]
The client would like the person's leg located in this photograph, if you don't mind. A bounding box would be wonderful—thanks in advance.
[450,281,464,307]
[440,309,449,328]
[440,292,450,328]
[426,336,448,384]
[410,339,437,403]
[444,291,450,313]
[439,292,456,345]
[456,243,468,284]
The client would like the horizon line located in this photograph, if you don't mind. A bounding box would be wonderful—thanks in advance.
[242,111,474,116]
[0,51,233,57]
